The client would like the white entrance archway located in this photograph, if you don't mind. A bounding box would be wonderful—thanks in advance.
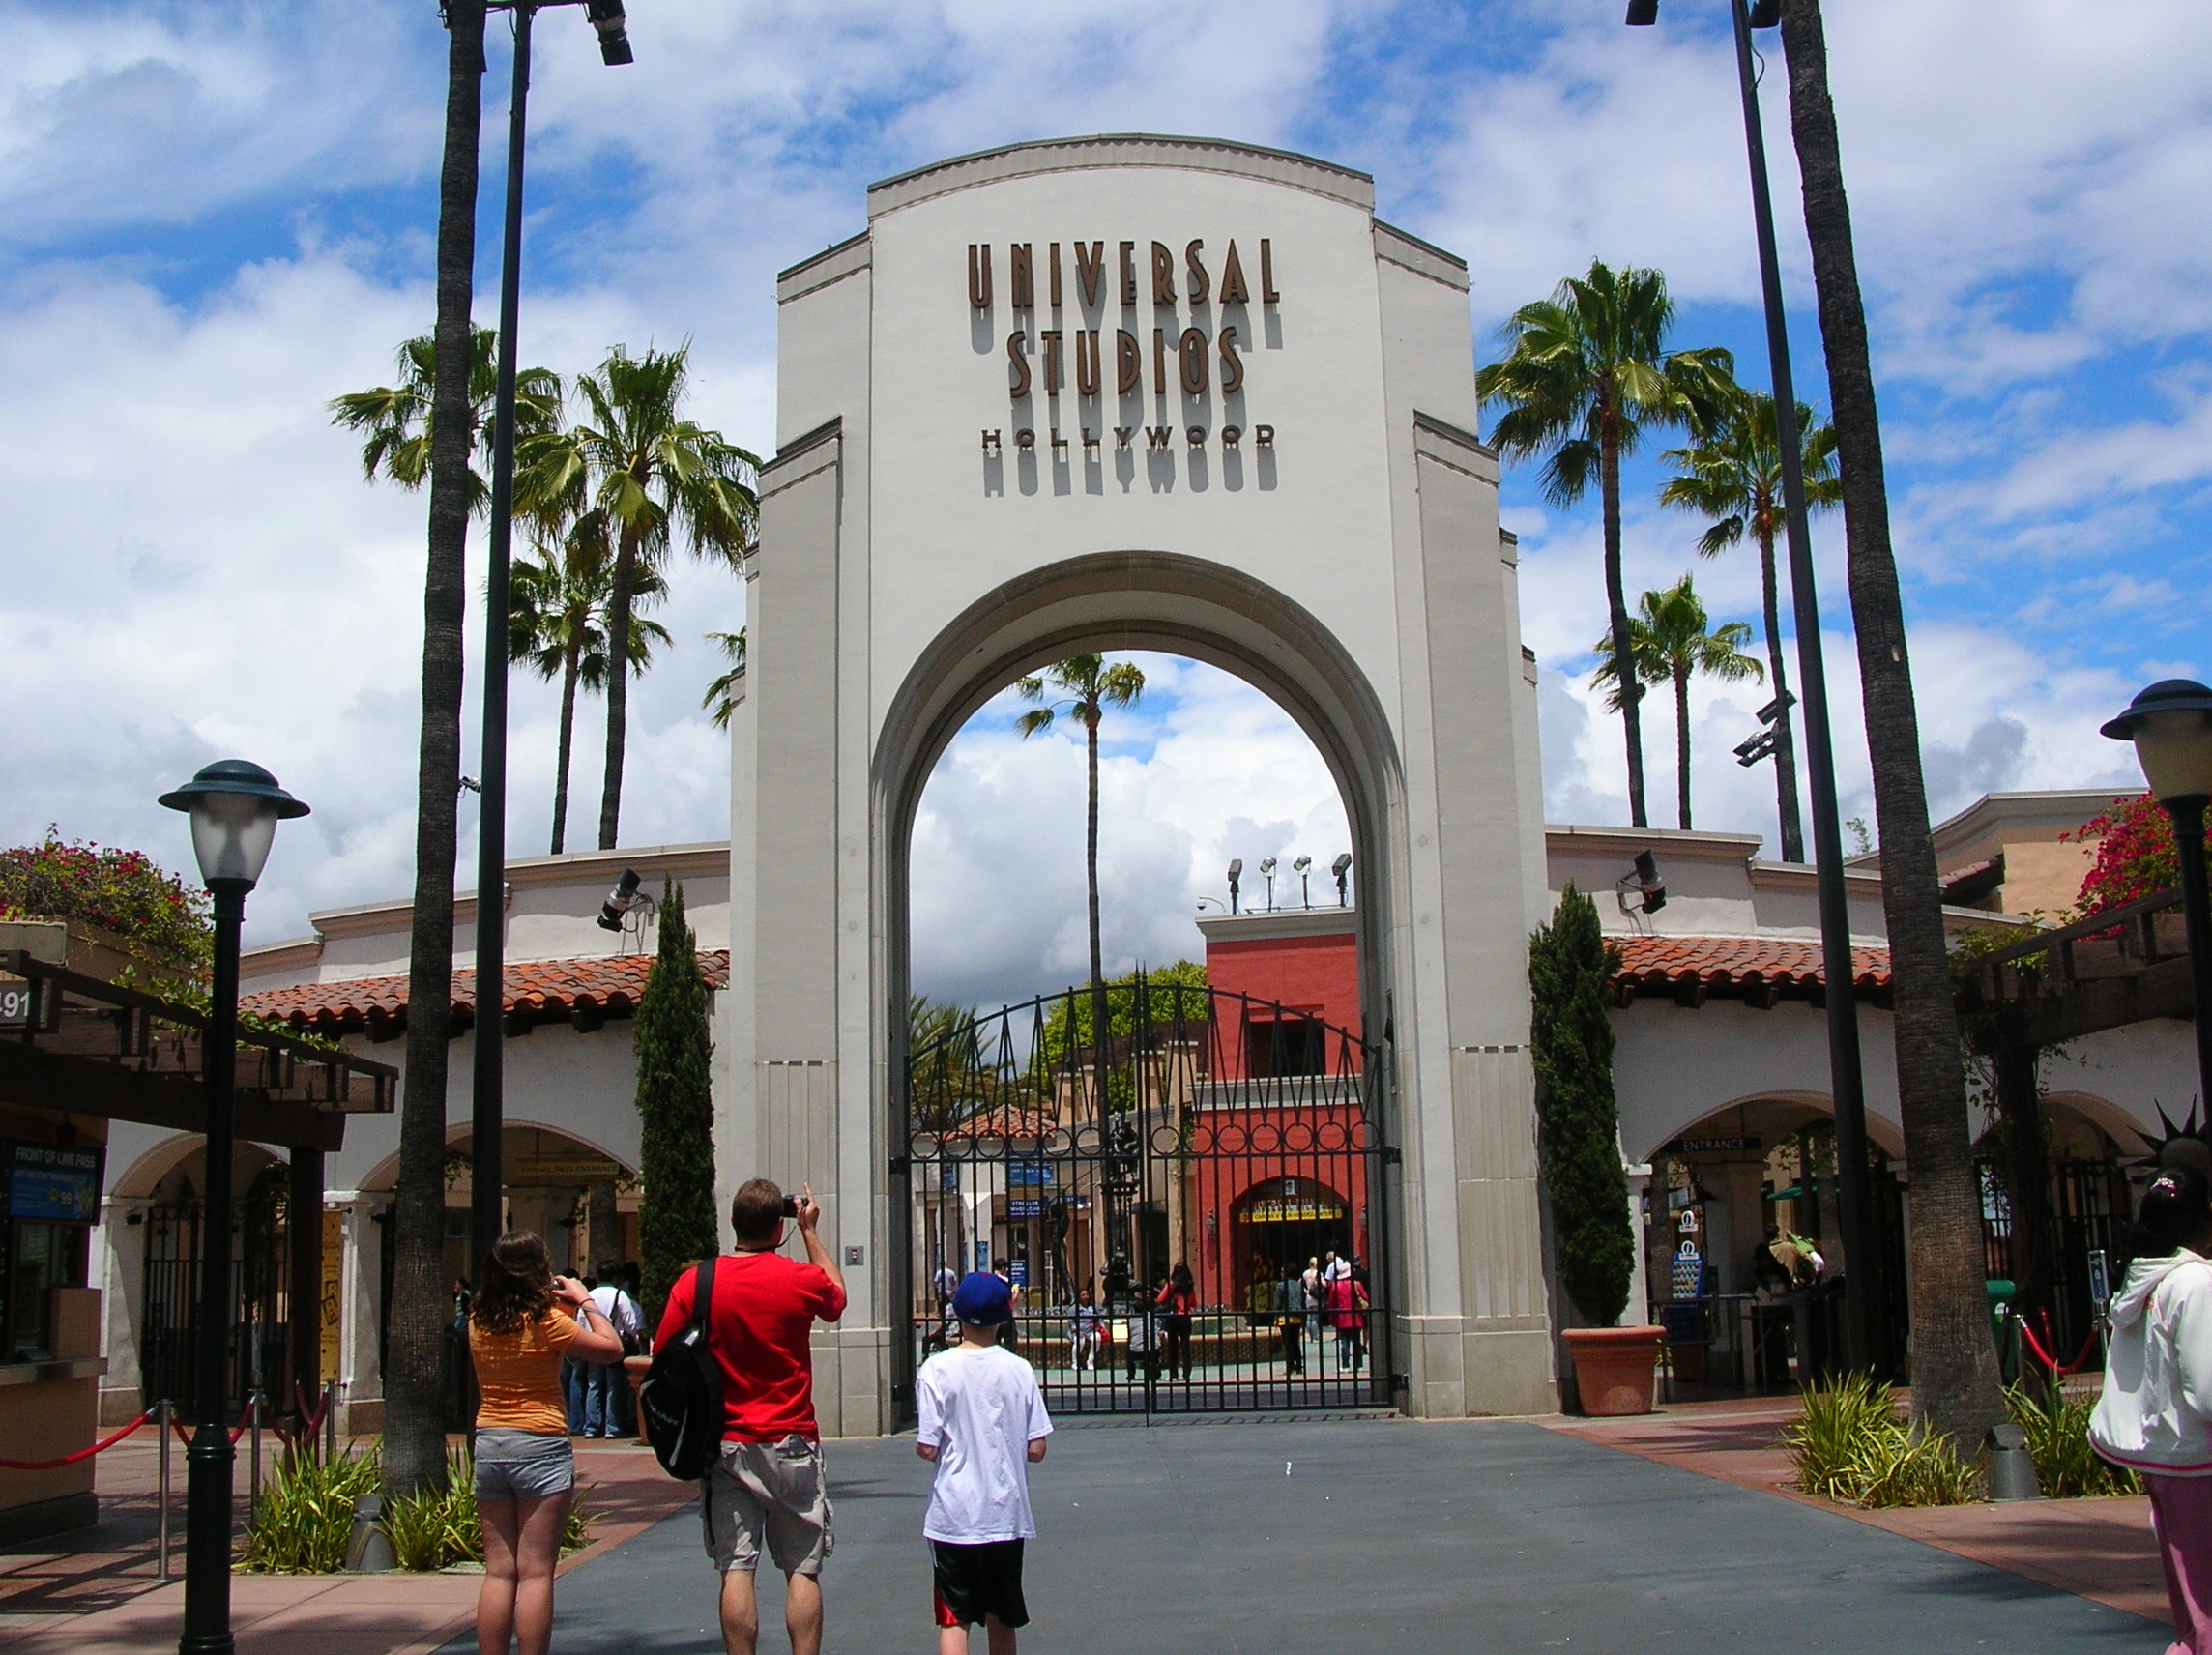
[721,135,1553,1431]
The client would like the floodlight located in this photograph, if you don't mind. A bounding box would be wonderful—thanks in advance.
[597,867,644,931]
[1625,0,1658,23]
[585,0,634,65]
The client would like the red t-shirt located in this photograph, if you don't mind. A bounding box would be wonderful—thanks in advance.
[655,1251,846,1442]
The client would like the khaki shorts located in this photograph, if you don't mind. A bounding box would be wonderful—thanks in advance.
[704,1436,833,1578]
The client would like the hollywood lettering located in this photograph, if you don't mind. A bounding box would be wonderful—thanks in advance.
[972,238,1277,455]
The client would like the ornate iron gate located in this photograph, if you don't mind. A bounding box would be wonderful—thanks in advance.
[141,1169,290,1411]
[901,978,1395,1414]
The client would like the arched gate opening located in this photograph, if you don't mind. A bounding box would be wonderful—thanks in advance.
[904,978,1391,1413]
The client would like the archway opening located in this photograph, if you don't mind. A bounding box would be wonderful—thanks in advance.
[878,554,1408,1414]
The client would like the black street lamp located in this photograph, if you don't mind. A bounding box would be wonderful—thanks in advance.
[471,0,633,1271]
[2101,680,2212,1112]
[158,760,308,1655]
[1627,0,1879,1372]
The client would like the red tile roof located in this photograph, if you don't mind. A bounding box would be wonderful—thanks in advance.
[241,950,731,1034]
[1611,934,1890,998]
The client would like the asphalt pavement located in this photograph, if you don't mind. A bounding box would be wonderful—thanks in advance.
[453,1415,2165,1654]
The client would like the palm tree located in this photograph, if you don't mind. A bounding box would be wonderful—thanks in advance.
[1661,393,1839,861]
[1778,0,2004,1442]
[1014,655,1147,999]
[701,627,748,730]
[366,0,485,1502]
[1477,260,1734,828]
[517,345,760,851]
[330,327,560,512]
[508,512,672,855]
[1589,576,1762,830]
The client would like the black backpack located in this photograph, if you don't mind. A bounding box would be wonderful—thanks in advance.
[639,1258,722,1480]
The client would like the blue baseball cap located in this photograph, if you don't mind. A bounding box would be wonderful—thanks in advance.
[952,1271,1011,1326]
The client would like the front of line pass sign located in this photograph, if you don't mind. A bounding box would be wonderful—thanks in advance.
[10,1144,102,1223]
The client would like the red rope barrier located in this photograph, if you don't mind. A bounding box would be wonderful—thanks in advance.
[0,1408,155,1471]
[2018,1314,2101,1378]
[172,1399,258,1448]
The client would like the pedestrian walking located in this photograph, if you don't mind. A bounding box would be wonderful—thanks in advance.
[1156,1263,1196,1381]
[1126,1279,1162,1380]
[1300,1256,1323,1347]
[2090,1165,2212,1654]
[1274,1270,1304,1376]
[1326,1263,1368,1373]
[467,1231,626,1655]
[916,1272,1054,1655]
[653,1178,847,1655]
[584,1262,642,1438]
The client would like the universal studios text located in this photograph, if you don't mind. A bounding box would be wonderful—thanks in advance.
[974,236,1279,478]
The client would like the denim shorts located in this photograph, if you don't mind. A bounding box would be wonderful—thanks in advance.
[473,1429,575,1500]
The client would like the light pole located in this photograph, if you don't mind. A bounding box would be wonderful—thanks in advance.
[471,0,633,1273]
[2101,680,2212,1111]
[158,761,309,1655]
[1626,0,1879,1372]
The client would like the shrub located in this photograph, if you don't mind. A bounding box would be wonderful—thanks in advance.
[2006,1379,2140,1498]
[635,881,720,1326]
[1528,884,1634,1326]
[2069,793,2205,915]
[238,1445,384,1573]
[1784,1372,1983,1508]
[0,831,211,969]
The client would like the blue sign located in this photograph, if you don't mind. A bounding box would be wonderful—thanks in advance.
[10,1145,102,1224]
[1007,1260,1028,1287]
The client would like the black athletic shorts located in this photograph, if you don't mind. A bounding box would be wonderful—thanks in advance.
[931,1538,1029,1629]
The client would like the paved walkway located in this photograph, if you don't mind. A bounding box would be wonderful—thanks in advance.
[1551,1395,2173,1625]
[440,1416,2161,1655]
[0,1412,2173,1653]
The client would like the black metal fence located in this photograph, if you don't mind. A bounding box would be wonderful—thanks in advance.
[900,978,1396,1416]
[1977,1154,2133,1365]
[141,1179,290,1412]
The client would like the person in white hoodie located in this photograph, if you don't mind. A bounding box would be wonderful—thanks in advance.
[2090,1163,2212,1654]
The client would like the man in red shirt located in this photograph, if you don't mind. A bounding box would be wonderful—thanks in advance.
[655,1177,846,1655]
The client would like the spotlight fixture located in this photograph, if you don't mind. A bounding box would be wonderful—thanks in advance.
[1331,852,1353,907]
[584,0,634,65]
[1227,858,1242,915]
[1293,855,1313,909]
[597,866,644,932]
[1259,856,1278,912]
[1618,850,1668,915]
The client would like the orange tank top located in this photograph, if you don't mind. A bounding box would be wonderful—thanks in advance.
[469,1307,580,1435]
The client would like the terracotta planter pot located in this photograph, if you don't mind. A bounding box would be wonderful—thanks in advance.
[1562,1325,1663,1416]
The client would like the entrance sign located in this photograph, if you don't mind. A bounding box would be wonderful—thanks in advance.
[723,135,1550,1433]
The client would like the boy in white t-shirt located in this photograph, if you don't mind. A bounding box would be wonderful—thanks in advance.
[916,1271,1054,1655]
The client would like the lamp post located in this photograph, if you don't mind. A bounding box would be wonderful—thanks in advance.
[2101,680,2212,1111]
[471,0,633,1273]
[1626,0,1878,1372]
[158,760,309,1655]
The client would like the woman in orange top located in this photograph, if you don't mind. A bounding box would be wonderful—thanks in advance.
[469,1231,625,1655]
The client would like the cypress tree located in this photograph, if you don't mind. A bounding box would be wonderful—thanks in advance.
[634,880,719,1323]
[1528,882,1635,1326]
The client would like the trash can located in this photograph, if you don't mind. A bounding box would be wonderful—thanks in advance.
[1659,1301,1707,1384]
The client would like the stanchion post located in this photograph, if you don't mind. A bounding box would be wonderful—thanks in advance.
[158,1399,172,1583]
[247,1392,261,1526]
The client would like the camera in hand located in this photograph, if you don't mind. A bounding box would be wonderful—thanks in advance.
[781,1196,800,1218]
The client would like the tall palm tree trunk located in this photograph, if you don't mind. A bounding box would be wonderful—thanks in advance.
[551,645,579,855]
[1780,0,2001,1440]
[1599,427,1649,827]
[1755,520,1808,861]
[1674,667,1694,830]
[1085,708,1104,993]
[597,524,640,851]
[388,0,484,1497]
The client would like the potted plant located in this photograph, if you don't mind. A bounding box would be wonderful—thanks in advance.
[1531,886,1662,1415]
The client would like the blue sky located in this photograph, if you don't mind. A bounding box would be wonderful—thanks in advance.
[2,1,2205,1004]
